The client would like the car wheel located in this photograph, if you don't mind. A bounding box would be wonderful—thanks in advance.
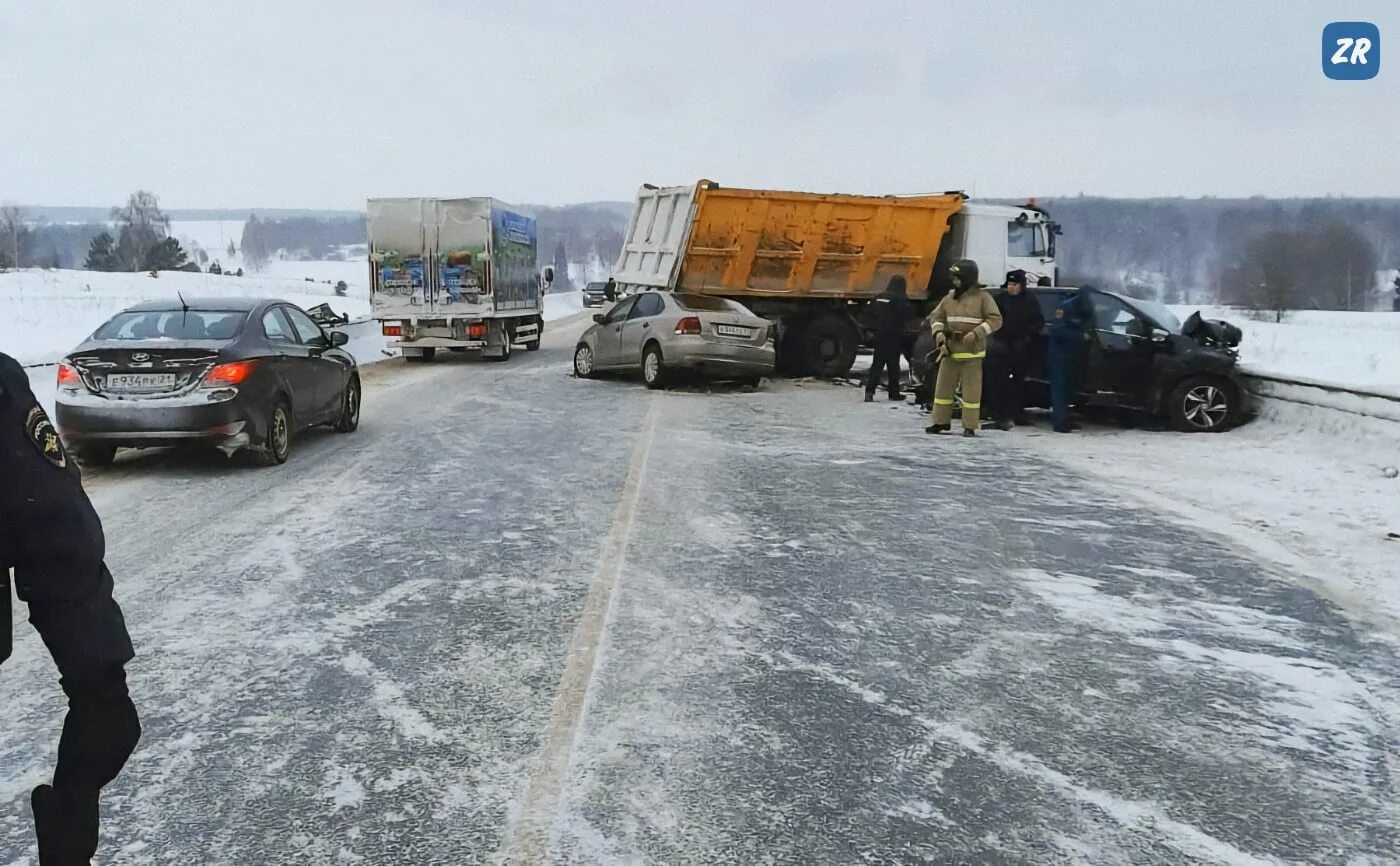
[573,344,596,379]
[72,444,117,468]
[642,343,667,389]
[1169,376,1234,432]
[334,375,361,433]
[404,348,436,363]
[254,399,293,466]
[739,376,763,389]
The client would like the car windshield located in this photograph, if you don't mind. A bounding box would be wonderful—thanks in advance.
[674,294,747,313]
[92,310,247,341]
[586,282,606,291]
[1115,295,1183,334]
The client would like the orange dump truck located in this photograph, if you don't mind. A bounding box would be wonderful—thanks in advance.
[611,180,1058,377]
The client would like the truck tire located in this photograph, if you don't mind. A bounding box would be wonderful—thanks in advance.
[527,317,543,351]
[493,325,514,362]
[404,348,435,363]
[800,313,859,378]
[1167,376,1236,433]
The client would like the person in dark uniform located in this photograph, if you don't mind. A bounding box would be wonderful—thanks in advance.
[0,351,140,865]
[1046,286,1096,433]
[984,269,1045,430]
[865,276,910,402]
[603,277,618,303]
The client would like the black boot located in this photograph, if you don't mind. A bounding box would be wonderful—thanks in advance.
[864,393,874,403]
[963,428,978,438]
[33,784,99,865]
[925,424,951,435]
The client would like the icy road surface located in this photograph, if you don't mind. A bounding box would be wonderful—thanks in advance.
[1,315,1396,865]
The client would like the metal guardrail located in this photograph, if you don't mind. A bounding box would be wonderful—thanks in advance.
[1240,372,1400,423]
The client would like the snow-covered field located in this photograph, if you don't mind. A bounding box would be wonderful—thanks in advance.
[1171,305,1400,390]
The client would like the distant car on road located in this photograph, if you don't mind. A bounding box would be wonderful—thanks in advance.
[573,291,775,388]
[55,298,361,467]
[911,288,1249,431]
[582,281,610,307]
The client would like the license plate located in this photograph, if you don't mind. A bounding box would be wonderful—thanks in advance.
[715,324,754,338]
[105,373,176,390]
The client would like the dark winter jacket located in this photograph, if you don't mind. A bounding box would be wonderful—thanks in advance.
[872,277,911,350]
[1048,288,1096,347]
[993,289,1046,352]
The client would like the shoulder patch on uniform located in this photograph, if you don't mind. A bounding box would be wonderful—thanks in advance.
[25,405,67,469]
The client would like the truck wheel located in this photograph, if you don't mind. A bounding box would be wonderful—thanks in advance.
[801,313,859,378]
[1168,376,1235,432]
[404,348,436,363]
[493,326,514,362]
[642,343,668,389]
[527,317,543,351]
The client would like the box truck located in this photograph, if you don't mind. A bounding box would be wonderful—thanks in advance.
[368,197,553,362]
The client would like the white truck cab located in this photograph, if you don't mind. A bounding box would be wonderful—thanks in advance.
[953,202,1059,286]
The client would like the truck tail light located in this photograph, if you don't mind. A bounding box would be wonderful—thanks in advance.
[382,323,403,337]
[675,317,702,335]
[467,323,487,338]
[57,362,81,389]
[201,360,256,388]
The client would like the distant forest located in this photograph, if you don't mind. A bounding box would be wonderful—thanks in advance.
[8,197,1398,311]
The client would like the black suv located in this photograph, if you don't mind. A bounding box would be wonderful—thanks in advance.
[913,289,1250,432]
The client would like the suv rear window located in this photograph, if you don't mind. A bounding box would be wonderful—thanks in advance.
[93,310,247,341]
[674,294,747,313]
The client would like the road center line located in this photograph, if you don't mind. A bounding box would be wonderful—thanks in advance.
[501,395,660,864]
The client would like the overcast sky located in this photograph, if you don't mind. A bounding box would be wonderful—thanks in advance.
[2,0,1397,209]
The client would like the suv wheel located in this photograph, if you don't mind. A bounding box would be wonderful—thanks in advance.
[1169,376,1234,432]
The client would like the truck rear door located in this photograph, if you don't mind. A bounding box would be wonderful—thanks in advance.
[613,184,698,292]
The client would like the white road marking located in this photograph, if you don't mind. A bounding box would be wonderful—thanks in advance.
[500,395,660,864]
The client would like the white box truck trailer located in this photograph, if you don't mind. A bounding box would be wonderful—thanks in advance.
[368,197,554,363]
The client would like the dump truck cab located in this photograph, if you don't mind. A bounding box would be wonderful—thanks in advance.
[953,202,1058,289]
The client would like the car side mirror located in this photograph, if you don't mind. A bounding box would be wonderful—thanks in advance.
[592,313,605,324]
[330,330,350,347]
[1150,328,1169,343]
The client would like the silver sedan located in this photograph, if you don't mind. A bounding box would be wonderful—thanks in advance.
[572,291,775,388]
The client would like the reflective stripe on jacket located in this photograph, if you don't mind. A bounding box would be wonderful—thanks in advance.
[929,287,1003,358]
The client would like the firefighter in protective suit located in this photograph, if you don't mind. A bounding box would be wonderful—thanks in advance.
[0,351,140,865]
[926,260,1003,436]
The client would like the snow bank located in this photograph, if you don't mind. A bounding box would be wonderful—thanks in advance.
[1015,410,1400,635]
[544,291,584,322]
[1170,305,1400,390]
[0,268,371,366]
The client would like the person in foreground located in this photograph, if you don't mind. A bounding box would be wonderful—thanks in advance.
[865,275,911,403]
[1046,285,1096,433]
[926,259,1003,437]
[0,351,141,865]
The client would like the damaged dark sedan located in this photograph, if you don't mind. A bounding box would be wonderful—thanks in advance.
[55,297,361,467]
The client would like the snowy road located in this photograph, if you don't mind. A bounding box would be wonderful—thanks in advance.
[1,314,1396,865]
